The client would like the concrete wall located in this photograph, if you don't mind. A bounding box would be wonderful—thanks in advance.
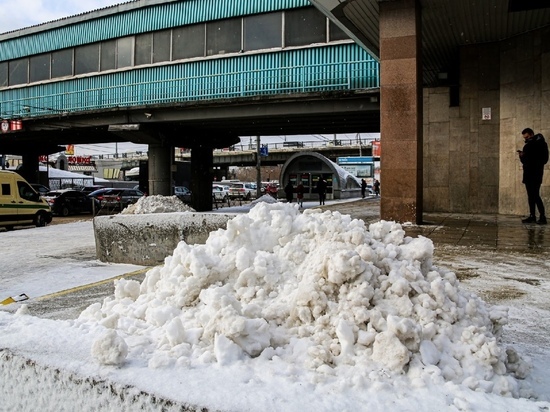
[94,213,234,265]
[423,26,550,215]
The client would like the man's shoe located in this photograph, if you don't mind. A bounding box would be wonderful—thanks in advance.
[537,216,547,225]
[522,216,537,223]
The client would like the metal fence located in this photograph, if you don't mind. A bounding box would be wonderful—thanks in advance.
[0,60,378,119]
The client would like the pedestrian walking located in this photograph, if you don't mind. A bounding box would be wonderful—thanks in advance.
[296,181,304,208]
[317,178,327,205]
[373,179,380,197]
[284,181,294,203]
[361,179,367,198]
[518,128,548,224]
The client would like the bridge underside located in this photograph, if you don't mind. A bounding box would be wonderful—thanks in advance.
[0,90,379,155]
[1,90,379,212]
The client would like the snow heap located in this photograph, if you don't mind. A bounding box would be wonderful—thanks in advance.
[121,195,195,214]
[79,202,532,398]
[250,194,279,206]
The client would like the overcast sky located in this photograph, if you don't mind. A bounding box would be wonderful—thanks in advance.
[0,0,126,33]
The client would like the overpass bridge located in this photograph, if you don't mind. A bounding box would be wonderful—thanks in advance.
[0,0,380,210]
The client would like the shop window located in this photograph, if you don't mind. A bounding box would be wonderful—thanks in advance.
[244,13,282,51]
[75,43,99,75]
[173,24,205,60]
[206,18,241,56]
[285,7,326,47]
[9,58,28,85]
[51,49,73,78]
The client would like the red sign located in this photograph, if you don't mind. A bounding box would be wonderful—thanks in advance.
[9,120,22,131]
[372,140,381,157]
[68,156,92,165]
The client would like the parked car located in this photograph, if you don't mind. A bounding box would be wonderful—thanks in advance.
[174,186,192,203]
[229,182,257,200]
[79,185,106,195]
[100,188,145,210]
[212,184,229,201]
[43,189,94,216]
[30,183,50,196]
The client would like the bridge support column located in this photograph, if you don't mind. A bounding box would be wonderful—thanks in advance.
[379,0,423,224]
[148,143,172,196]
[20,153,40,184]
[190,147,213,212]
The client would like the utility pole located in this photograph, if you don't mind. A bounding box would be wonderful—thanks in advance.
[256,135,262,199]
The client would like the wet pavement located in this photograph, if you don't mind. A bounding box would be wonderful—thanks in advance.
[5,197,550,324]
[322,197,550,253]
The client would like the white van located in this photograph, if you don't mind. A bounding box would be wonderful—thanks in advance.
[0,170,53,230]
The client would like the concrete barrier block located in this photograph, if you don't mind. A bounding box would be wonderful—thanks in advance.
[93,213,235,265]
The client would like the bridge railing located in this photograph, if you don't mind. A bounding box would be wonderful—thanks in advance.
[222,138,372,153]
[0,60,378,119]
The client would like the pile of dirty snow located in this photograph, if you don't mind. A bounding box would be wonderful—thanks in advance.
[79,202,533,399]
[250,194,279,206]
[121,195,195,214]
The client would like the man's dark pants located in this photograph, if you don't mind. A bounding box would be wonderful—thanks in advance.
[525,182,545,217]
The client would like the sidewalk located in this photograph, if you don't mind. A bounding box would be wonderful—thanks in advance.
[321,197,550,253]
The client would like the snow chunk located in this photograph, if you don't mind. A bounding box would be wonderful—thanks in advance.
[91,329,128,366]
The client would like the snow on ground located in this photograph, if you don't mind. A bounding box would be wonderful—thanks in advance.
[1,201,550,411]
[121,195,196,214]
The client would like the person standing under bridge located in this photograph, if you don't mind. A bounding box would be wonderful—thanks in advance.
[518,127,548,224]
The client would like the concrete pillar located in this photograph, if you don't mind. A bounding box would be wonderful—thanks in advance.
[379,0,423,224]
[20,153,40,183]
[148,143,172,196]
[190,147,213,212]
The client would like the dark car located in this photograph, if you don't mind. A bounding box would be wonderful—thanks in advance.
[30,183,50,196]
[43,189,94,216]
[101,188,145,210]
[80,185,106,195]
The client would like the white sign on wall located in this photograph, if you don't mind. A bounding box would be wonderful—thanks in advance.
[482,107,491,120]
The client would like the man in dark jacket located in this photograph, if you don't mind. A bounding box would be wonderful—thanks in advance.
[518,128,548,224]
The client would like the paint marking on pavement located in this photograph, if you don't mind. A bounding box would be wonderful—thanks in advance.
[35,268,153,301]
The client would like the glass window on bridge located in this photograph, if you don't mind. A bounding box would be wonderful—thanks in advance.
[100,40,116,71]
[52,49,73,78]
[329,21,350,42]
[206,18,241,56]
[117,37,134,69]
[9,58,28,86]
[135,33,153,65]
[285,7,326,47]
[153,30,171,63]
[0,62,7,88]
[75,43,99,75]
[173,24,205,60]
[244,12,282,51]
[29,54,50,83]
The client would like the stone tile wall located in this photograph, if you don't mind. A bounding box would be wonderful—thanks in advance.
[423,26,550,215]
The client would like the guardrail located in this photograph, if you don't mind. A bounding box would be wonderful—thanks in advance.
[0,60,378,119]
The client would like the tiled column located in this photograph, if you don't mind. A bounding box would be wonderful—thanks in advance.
[379,0,423,224]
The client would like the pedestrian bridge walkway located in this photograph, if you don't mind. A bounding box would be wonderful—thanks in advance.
[0,0,378,121]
